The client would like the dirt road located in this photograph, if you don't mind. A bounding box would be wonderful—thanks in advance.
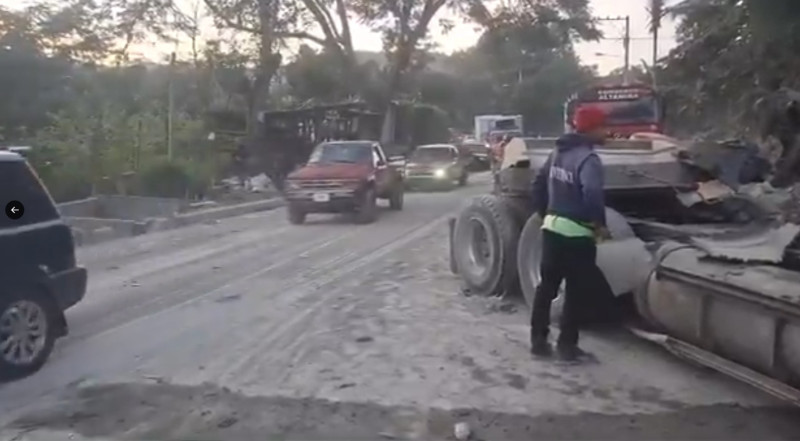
[1,173,798,440]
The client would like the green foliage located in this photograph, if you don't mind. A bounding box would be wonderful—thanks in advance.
[409,104,451,146]
[660,0,800,136]
[136,157,212,199]
[2,0,603,199]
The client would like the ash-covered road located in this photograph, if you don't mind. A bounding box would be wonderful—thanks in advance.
[1,173,798,440]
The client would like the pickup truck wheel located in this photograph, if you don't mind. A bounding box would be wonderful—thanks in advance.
[389,186,404,210]
[0,288,58,381]
[287,205,306,225]
[356,188,378,224]
[458,172,468,187]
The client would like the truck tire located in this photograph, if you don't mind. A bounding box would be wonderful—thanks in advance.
[448,216,458,274]
[356,187,378,224]
[458,172,468,187]
[517,207,634,313]
[389,185,404,210]
[0,287,59,381]
[452,195,523,297]
[287,204,306,225]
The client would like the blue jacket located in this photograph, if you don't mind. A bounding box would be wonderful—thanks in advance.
[531,133,606,227]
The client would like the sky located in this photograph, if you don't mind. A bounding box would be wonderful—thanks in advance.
[347,0,681,74]
[2,0,681,74]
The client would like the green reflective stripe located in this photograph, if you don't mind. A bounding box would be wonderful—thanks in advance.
[542,214,593,237]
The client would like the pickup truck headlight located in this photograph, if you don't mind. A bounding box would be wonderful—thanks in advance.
[434,168,447,178]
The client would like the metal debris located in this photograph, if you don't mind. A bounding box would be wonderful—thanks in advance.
[691,223,800,263]
[676,180,735,207]
[454,421,471,440]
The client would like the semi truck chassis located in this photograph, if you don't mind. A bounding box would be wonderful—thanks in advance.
[448,135,800,405]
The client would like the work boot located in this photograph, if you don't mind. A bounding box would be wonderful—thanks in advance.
[530,339,553,358]
[556,345,593,364]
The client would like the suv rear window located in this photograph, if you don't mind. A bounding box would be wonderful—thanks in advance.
[0,161,59,227]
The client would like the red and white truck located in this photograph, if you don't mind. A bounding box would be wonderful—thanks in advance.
[564,82,665,138]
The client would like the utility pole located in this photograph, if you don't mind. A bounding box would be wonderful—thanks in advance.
[167,52,176,161]
[623,16,631,84]
[596,16,631,83]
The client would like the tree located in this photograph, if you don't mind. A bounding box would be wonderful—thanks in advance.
[280,0,355,71]
[659,0,800,136]
[647,0,665,85]
[283,45,349,103]
[349,0,489,110]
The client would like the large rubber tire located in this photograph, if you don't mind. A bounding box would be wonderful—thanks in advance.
[517,207,634,314]
[389,185,404,210]
[356,187,378,224]
[452,195,523,297]
[0,288,59,381]
[287,204,306,225]
[448,217,458,274]
[458,172,468,187]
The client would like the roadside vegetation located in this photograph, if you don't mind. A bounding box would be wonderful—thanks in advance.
[0,0,796,201]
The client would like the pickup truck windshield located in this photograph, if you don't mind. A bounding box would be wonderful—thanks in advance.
[411,147,455,162]
[308,142,372,164]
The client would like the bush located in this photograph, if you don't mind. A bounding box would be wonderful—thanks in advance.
[37,166,93,203]
[135,157,212,199]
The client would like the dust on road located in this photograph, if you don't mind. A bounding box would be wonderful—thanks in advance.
[2,174,799,440]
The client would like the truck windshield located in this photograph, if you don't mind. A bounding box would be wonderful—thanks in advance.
[411,147,455,162]
[575,96,660,126]
[308,142,372,164]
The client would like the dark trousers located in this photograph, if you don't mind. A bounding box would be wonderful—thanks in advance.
[530,229,599,348]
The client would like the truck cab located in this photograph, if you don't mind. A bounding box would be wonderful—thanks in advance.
[284,140,404,224]
[564,84,665,138]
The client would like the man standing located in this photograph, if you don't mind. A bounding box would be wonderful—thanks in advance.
[529,105,610,363]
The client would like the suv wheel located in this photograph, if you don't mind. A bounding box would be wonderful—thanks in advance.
[0,289,58,381]
[288,205,306,225]
[389,185,404,210]
[356,188,378,224]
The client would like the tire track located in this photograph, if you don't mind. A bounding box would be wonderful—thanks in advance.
[65,224,366,343]
[212,214,452,383]
[84,221,296,294]
[76,207,287,269]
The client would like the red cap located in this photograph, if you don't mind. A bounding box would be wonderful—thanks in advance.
[574,106,606,133]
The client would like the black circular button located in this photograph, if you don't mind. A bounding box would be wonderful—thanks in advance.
[5,201,24,220]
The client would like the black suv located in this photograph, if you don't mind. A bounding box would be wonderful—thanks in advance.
[0,151,87,380]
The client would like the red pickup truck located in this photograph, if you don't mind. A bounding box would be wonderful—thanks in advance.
[283,140,405,224]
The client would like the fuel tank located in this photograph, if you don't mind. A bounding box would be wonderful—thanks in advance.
[635,242,800,389]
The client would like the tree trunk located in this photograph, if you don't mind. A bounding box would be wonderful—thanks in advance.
[247,0,284,189]
[380,42,414,144]
[652,26,658,86]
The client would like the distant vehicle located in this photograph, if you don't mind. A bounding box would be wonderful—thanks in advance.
[474,115,523,144]
[283,140,404,224]
[404,144,470,190]
[458,140,491,171]
[0,151,87,380]
[564,83,665,138]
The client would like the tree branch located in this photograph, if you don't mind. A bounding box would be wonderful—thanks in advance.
[333,0,353,56]
[300,0,343,51]
[202,0,259,34]
[277,30,327,46]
